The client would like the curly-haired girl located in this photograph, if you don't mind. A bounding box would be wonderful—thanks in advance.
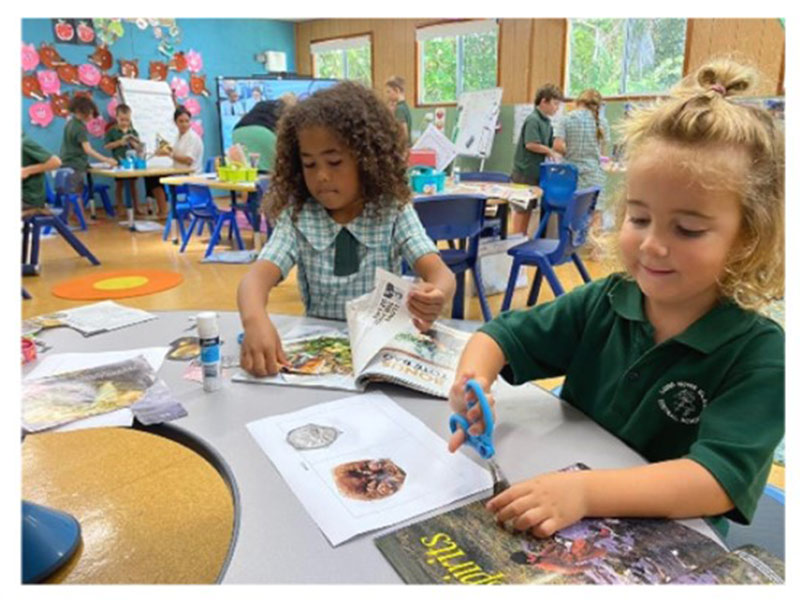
[237,81,455,377]
[449,59,784,539]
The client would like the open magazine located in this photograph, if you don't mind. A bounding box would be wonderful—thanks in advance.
[233,269,471,398]
[374,463,785,585]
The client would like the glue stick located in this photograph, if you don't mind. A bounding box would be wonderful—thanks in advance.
[197,311,221,392]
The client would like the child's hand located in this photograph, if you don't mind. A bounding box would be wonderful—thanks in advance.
[105,157,118,167]
[21,166,33,180]
[408,282,446,331]
[486,471,589,538]
[240,316,290,377]
[447,372,495,453]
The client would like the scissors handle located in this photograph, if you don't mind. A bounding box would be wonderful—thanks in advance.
[449,378,495,460]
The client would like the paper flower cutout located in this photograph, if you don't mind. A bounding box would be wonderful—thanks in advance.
[86,115,107,138]
[107,97,119,117]
[183,97,201,116]
[36,70,60,97]
[22,43,39,71]
[190,119,204,137]
[186,49,203,73]
[29,102,54,127]
[170,76,189,99]
[78,64,101,87]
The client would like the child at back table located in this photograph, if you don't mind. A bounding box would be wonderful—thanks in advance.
[449,59,784,538]
[237,81,456,377]
[59,95,116,195]
[104,103,145,215]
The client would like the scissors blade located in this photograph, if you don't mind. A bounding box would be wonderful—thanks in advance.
[488,458,510,496]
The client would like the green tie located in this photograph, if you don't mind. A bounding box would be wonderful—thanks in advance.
[333,227,360,276]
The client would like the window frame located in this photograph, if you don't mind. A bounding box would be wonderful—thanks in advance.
[564,18,689,100]
[415,19,500,108]
[310,32,374,87]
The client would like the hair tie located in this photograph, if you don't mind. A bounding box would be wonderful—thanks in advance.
[709,83,727,96]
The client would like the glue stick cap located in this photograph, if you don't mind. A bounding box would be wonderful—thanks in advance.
[196,311,219,339]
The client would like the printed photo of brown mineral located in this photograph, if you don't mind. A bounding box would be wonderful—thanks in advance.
[333,459,406,501]
[286,424,341,450]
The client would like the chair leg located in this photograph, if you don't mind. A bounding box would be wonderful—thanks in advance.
[232,215,245,250]
[451,271,465,320]
[572,253,592,283]
[22,220,32,264]
[180,217,199,253]
[71,196,87,231]
[99,187,115,217]
[205,215,227,258]
[470,264,492,322]
[49,217,100,265]
[501,258,522,312]
[540,262,565,298]
[22,287,32,300]
[162,210,173,241]
[30,221,42,266]
[197,220,205,236]
[526,268,544,306]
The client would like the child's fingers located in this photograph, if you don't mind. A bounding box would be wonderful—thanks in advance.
[412,317,433,333]
[240,348,253,374]
[530,518,559,539]
[407,298,441,321]
[511,506,549,532]
[448,429,466,452]
[486,482,526,513]
[249,350,268,377]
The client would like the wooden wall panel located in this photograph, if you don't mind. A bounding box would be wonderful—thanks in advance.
[686,19,784,95]
[499,19,533,104]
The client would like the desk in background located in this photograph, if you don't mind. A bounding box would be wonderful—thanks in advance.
[22,311,724,583]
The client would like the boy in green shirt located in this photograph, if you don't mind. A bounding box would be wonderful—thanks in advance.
[104,103,144,215]
[511,83,562,235]
[386,76,412,145]
[22,133,61,213]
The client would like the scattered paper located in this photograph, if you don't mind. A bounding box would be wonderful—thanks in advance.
[412,124,458,172]
[25,347,169,381]
[28,301,157,336]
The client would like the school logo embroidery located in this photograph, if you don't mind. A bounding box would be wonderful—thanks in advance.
[657,381,707,425]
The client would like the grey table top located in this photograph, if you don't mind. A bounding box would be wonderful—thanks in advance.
[25,310,724,583]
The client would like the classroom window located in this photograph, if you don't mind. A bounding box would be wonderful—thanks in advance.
[566,18,687,97]
[416,20,499,105]
[311,35,372,87]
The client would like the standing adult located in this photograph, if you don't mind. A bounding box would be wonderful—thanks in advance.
[232,93,297,172]
[510,83,562,234]
[385,76,412,145]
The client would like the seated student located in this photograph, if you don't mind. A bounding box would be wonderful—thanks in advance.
[21,133,61,214]
[237,81,456,377]
[385,76,412,145]
[144,105,204,218]
[232,92,298,172]
[59,96,117,213]
[449,59,784,539]
[510,83,562,235]
[104,103,145,215]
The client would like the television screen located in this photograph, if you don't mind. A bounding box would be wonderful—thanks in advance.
[216,76,339,155]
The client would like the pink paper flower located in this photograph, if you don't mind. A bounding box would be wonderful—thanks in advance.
[22,43,39,71]
[78,63,101,87]
[170,76,189,99]
[190,119,204,137]
[36,70,60,96]
[86,115,107,138]
[107,97,119,117]
[29,102,54,127]
[183,97,201,116]
[185,49,203,73]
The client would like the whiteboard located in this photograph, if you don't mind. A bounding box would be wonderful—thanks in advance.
[118,77,178,162]
[452,87,503,159]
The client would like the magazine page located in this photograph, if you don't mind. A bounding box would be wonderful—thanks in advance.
[374,463,727,584]
[356,321,471,398]
[27,301,157,336]
[670,544,784,584]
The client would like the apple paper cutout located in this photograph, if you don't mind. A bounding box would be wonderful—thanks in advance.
[183,97,201,116]
[51,93,71,118]
[189,73,209,97]
[185,49,203,73]
[168,51,187,72]
[36,70,60,97]
[190,119,204,137]
[38,43,67,68]
[149,61,168,81]
[22,74,44,100]
[29,102,54,127]
[78,64,101,87]
[107,96,119,117]
[86,115,107,138]
[89,45,113,71]
[56,64,80,85]
[118,59,139,79]
[170,76,189,99]
[22,43,39,71]
[54,19,75,43]
[99,73,118,96]
[76,20,95,44]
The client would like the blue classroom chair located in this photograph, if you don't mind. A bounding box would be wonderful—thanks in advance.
[533,163,579,239]
[413,194,492,322]
[179,184,244,258]
[460,171,511,238]
[162,184,192,242]
[82,175,115,218]
[52,168,87,231]
[22,211,101,268]
[501,186,600,312]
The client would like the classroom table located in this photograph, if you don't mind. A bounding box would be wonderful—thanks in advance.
[414,182,543,240]
[22,310,725,584]
[158,174,265,249]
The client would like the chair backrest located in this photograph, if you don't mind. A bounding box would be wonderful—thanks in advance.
[459,171,511,183]
[413,194,486,261]
[53,168,76,195]
[185,184,216,213]
[551,186,601,262]
[539,163,578,208]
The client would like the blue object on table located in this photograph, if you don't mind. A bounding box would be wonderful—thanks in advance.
[501,186,600,311]
[534,163,578,239]
[22,500,82,583]
[409,166,446,194]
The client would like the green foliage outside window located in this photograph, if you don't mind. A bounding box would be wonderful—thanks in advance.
[568,18,687,97]
[314,45,372,87]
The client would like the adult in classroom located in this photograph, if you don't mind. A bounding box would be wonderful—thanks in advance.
[553,89,610,229]
[231,93,298,173]
[144,105,204,218]
[385,76,412,145]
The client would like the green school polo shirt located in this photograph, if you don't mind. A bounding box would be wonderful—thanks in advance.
[60,117,90,171]
[480,274,784,529]
[22,134,55,208]
[394,100,412,143]
[231,125,277,172]
[512,107,553,184]
[104,125,140,161]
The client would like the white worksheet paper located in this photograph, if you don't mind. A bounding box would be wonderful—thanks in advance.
[246,392,492,546]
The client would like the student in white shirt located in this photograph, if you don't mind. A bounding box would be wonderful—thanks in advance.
[144,105,205,218]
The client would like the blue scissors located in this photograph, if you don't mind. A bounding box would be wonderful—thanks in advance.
[449,379,510,495]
